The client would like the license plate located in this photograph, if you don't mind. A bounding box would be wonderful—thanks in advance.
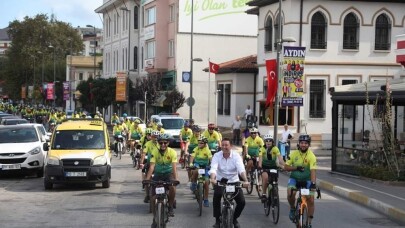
[156,187,165,194]
[301,189,310,196]
[65,172,87,177]
[270,169,277,173]
[226,185,235,193]
[198,169,205,175]
[1,164,21,170]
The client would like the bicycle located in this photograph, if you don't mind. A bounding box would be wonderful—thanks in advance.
[131,142,141,168]
[143,179,180,228]
[187,165,210,216]
[262,168,280,224]
[179,141,187,169]
[291,182,321,228]
[114,135,124,160]
[217,179,243,228]
[246,157,262,197]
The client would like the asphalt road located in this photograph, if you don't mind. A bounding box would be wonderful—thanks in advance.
[0,150,402,228]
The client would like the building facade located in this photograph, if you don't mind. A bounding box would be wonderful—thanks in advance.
[247,0,405,145]
[95,0,258,124]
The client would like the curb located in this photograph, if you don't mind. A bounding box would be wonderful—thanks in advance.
[318,179,405,225]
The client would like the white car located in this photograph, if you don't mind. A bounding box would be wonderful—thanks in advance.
[150,113,185,145]
[19,123,51,142]
[0,125,47,177]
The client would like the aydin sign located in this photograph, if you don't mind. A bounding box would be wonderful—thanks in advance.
[179,0,257,36]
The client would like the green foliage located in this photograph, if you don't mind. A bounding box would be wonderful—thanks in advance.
[165,87,186,112]
[2,14,83,101]
[92,78,116,111]
[76,77,93,111]
[132,74,163,105]
[357,166,397,181]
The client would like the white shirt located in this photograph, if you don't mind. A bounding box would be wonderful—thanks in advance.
[231,119,242,130]
[209,150,245,183]
[244,109,252,118]
[281,129,292,143]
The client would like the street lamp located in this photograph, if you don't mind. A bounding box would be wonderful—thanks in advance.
[189,58,203,119]
[48,45,56,107]
[273,3,296,145]
[37,51,44,104]
[86,25,97,78]
[67,38,73,110]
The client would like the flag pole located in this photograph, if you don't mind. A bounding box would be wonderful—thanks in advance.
[208,58,211,124]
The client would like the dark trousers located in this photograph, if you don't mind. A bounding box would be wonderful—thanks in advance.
[213,184,245,220]
[232,129,241,145]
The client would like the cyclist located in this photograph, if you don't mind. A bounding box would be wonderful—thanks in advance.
[129,118,143,156]
[284,134,317,228]
[179,122,193,165]
[202,123,222,154]
[258,134,285,203]
[209,138,249,228]
[156,122,165,134]
[146,133,179,222]
[140,130,160,203]
[243,127,264,174]
[111,113,119,124]
[189,135,212,207]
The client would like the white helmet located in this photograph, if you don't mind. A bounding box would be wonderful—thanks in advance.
[152,130,161,137]
[262,134,273,141]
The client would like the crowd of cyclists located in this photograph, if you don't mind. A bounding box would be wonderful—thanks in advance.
[4,102,318,228]
[108,113,318,228]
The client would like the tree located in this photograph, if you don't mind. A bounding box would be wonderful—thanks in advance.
[76,77,93,111]
[133,74,163,105]
[165,87,186,112]
[2,14,83,102]
[92,77,116,112]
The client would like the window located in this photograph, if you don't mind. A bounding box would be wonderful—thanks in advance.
[146,41,155,59]
[134,6,139,29]
[263,76,268,98]
[169,4,175,22]
[169,40,175,57]
[311,12,327,49]
[79,73,83,81]
[134,46,138,70]
[274,14,283,48]
[342,80,358,119]
[264,16,272,51]
[375,14,391,50]
[145,7,156,26]
[141,47,144,68]
[343,13,359,49]
[309,79,325,118]
[217,83,231,115]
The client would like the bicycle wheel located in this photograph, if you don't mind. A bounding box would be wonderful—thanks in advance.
[198,182,203,216]
[271,185,280,224]
[299,204,309,228]
[246,173,253,194]
[264,184,271,216]
[156,202,164,228]
[226,207,234,228]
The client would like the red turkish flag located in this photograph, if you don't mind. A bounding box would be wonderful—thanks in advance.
[265,59,278,108]
[209,61,219,74]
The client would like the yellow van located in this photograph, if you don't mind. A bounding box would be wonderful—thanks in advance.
[43,119,112,189]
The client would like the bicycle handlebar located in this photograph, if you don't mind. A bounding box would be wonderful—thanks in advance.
[142,180,180,186]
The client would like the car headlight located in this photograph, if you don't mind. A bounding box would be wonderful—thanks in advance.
[28,147,41,155]
[93,155,107,166]
[47,156,60,166]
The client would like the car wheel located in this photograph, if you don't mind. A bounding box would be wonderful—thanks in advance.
[36,167,44,178]
[102,178,110,188]
[44,179,53,190]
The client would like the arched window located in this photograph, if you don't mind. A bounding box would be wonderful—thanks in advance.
[375,14,391,50]
[311,12,327,49]
[274,13,283,49]
[343,13,359,49]
[134,46,138,70]
[134,6,139,29]
[264,16,273,51]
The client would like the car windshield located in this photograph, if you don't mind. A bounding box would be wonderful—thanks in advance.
[4,119,28,125]
[0,128,38,143]
[161,119,184,129]
[52,130,105,149]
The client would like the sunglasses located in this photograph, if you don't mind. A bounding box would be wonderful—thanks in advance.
[265,140,273,142]
[208,128,215,130]
[250,132,257,134]
[198,141,205,144]
[159,141,169,145]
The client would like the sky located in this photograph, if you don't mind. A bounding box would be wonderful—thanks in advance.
[0,0,104,29]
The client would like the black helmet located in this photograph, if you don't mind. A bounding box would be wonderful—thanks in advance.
[298,134,311,145]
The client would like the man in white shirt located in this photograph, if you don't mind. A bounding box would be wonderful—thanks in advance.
[210,138,249,228]
[244,105,252,126]
[280,124,293,160]
[231,115,242,145]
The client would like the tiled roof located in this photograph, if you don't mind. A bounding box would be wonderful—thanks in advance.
[0,27,10,41]
[203,55,258,74]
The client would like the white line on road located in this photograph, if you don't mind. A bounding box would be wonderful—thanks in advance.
[337,178,405,202]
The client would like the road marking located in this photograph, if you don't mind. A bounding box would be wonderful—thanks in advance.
[337,178,405,202]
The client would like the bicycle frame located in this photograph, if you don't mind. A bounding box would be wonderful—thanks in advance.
[217,181,242,228]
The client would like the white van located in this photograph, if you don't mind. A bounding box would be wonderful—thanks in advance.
[150,113,185,145]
